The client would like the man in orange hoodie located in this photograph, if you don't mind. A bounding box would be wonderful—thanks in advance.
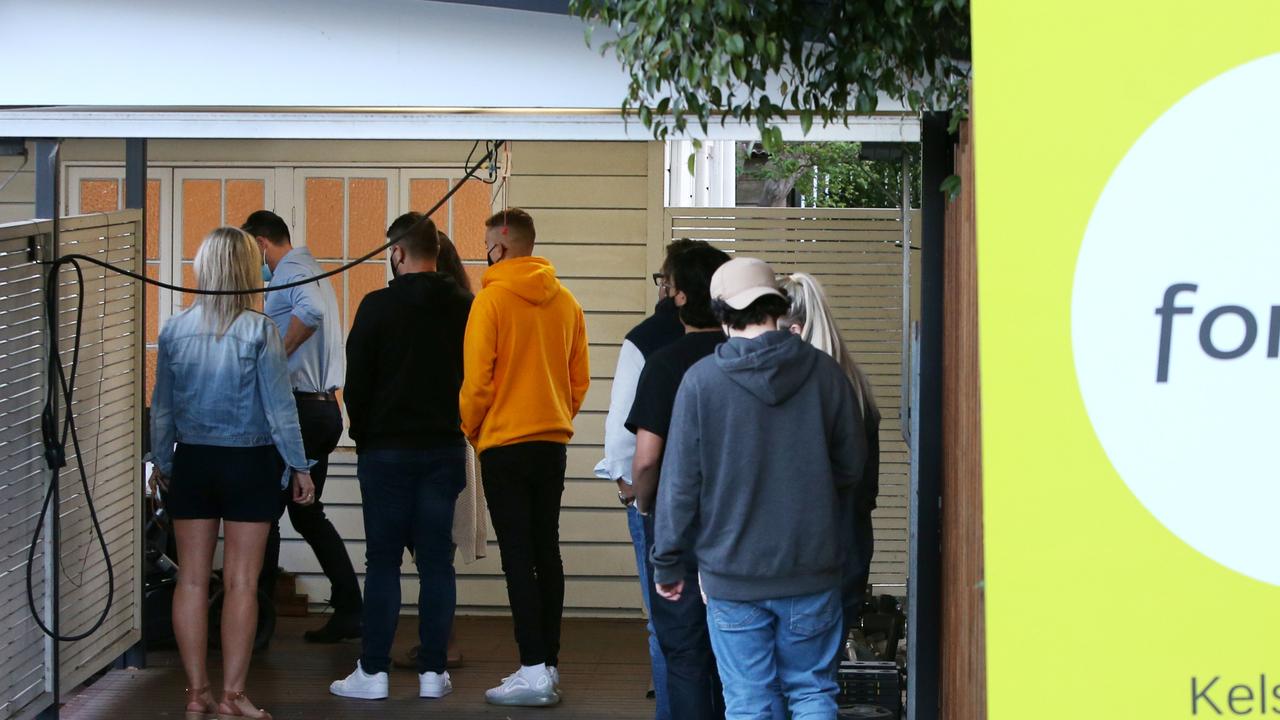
[460,208,589,707]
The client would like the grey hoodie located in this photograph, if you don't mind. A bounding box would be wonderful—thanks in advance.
[651,330,866,601]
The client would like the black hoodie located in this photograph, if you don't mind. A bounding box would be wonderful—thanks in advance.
[344,272,473,451]
[651,330,866,601]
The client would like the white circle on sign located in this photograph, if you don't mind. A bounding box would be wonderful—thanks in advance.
[1073,53,1280,585]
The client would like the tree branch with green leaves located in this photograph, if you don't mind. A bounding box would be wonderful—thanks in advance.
[571,0,970,165]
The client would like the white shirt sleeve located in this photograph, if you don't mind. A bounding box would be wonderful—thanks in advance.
[593,339,645,484]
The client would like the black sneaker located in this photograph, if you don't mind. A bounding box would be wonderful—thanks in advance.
[303,612,361,643]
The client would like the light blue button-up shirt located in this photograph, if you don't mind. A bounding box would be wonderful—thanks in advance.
[150,306,312,488]
[264,247,345,393]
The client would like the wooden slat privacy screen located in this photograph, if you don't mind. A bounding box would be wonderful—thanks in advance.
[0,211,144,717]
[663,206,920,588]
[51,212,145,697]
[0,222,54,720]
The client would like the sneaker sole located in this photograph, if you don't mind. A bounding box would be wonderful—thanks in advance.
[419,685,452,699]
[329,686,388,700]
[485,692,560,707]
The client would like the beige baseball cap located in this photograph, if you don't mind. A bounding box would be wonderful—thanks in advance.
[710,257,785,310]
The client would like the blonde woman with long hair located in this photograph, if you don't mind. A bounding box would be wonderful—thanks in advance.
[150,227,314,719]
[777,272,881,659]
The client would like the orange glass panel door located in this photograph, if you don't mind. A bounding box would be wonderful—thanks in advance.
[173,169,274,309]
[65,166,173,402]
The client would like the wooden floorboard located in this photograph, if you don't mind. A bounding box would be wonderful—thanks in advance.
[60,616,655,719]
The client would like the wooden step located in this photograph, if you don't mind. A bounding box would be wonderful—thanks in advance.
[271,569,311,617]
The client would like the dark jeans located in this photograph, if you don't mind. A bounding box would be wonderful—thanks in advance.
[357,446,466,674]
[838,490,875,662]
[262,397,362,615]
[645,514,725,720]
[480,441,566,668]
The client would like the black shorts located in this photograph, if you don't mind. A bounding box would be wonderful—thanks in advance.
[166,443,285,523]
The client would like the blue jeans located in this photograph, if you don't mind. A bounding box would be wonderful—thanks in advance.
[706,588,843,720]
[357,446,465,675]
[626,504,671,720]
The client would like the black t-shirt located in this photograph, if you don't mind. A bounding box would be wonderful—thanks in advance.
[626,330,726,439]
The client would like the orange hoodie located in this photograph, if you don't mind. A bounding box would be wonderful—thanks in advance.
[460,256,590,453]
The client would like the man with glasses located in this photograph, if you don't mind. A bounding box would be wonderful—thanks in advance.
[594,239,696,719]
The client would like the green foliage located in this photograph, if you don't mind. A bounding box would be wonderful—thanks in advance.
[570,0,970,154]
[741,142,921,208]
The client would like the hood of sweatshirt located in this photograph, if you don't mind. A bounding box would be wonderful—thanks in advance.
[388,271,466,307]
[481,256,562,305]
[714,330,818,406]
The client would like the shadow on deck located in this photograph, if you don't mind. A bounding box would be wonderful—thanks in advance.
[61,615,655,719]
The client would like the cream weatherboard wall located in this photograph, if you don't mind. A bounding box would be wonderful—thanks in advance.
[26,139,655,615]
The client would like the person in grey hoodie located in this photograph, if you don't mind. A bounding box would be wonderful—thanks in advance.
[652,257,866,719]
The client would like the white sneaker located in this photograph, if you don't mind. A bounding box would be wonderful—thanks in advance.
[330,661,388,700]
[485,664,560,707]
[418,670,452,699]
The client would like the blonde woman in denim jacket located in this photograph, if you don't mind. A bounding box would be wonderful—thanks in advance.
[150,227,315,720]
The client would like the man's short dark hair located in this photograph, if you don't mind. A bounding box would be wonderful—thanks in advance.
[241,210,290,245]
[484,208,536,245]
[387,212,439,260]
[661,238,701,278]
[671,244,731,329]
[713,294,791,331]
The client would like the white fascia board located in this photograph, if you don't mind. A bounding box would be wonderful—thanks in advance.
[0,0,913,119]
[0,109,920,143]
[0,0,631,108]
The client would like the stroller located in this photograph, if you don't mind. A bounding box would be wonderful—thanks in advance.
[143,487,276,652]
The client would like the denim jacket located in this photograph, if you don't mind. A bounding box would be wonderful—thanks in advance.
[150,305,313,488]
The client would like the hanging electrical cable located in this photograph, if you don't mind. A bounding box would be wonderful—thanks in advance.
[26,139,507,642]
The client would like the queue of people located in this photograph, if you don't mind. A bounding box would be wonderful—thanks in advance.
[601,244,881,720]
[150,205,876,719]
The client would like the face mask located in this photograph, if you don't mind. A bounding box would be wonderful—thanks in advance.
[261,263,272,282]
[485,245,499,267]
[389,248,402,280]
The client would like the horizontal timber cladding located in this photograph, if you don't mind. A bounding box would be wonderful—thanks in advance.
[219,140,662,616]
[663,206,920,589]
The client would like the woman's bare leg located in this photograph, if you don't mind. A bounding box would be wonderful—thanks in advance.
[219,520,270,698]
[173,519,219,701]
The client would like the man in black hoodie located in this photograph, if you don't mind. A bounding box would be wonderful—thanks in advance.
[331,213,472,702]
[652,257,866,719]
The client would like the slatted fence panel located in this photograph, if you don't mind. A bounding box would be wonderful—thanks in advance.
[49,213,143,696]
[0,220,53,720]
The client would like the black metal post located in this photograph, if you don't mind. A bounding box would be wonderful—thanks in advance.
[118,138,148,670]
[34,138,61,720]
[907,112,952,720]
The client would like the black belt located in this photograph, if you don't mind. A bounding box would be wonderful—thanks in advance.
[294,391,337,402]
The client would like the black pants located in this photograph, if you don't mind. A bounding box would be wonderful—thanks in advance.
[480,441,566,667]
[645,514,725,720]
[262,397,362,615]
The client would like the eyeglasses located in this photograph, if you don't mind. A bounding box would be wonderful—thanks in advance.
[651,272,667,287]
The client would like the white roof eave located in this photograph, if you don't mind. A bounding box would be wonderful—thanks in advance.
[0,108,920,143]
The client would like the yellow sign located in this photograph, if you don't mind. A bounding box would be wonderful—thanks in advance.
[973,3,1280,717]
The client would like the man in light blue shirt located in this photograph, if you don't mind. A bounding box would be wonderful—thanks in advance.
[243,210,362,644]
